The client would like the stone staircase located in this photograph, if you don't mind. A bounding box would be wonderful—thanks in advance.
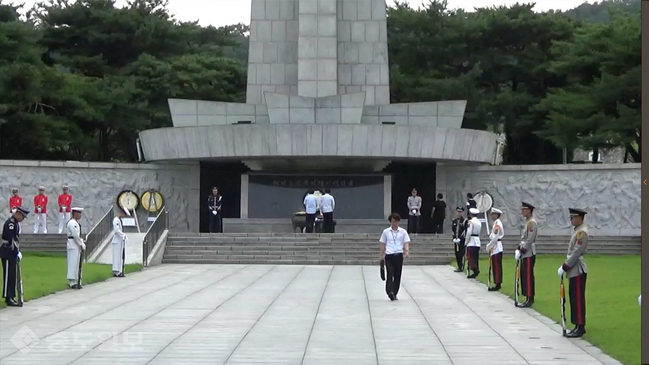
[18,234,67,253]
[162,233,640,265]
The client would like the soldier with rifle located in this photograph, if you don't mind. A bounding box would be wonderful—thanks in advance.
[515,202,537,308]
[1,207,28,307]
[451,207,468,272]
[66,207,86,289]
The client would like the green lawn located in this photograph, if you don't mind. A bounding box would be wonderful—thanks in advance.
[457,254,640,365]
[0,251,143,309]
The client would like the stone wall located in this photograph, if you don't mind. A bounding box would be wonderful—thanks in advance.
[0,160,200,233]
[436,163,641,236]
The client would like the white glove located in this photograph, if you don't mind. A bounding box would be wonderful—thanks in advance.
[557,266,564,277]
[638,294,641,306]
[81,243,87,251]
[453,239,458,243]
[17,252,22,260]
[37,207,42,213]
[212,211,217,215]
[514,250,521,260]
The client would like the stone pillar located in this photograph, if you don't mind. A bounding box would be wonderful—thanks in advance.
[383,174,391,218]
[298,0,338,97]
[240,174,249,218]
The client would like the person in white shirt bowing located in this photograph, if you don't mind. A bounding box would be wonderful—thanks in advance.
[486,208,504,291]
[379,213,411,301]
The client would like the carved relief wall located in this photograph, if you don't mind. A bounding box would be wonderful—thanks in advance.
[437,164,641,236]
[0,161,200,233]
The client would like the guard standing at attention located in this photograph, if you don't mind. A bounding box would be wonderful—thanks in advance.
[451,207,467,272]
[486,208,504,291]
[557,208,589,338]
[465,208,482,278]
[207,187,223,233]
[1,207,28,306]
[515,202,538,308]
[8,188,22,214]
[66,207,86,289]
[33,186,48,234]
[57,185,73,234]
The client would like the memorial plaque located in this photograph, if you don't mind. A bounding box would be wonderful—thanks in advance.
[248,175,385,219]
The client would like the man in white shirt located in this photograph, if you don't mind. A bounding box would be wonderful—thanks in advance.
[111,208,128,277]
[466,208,482,278]
[320,189,336,233]
[379,213,411,301]
[66,207,86,289]
[486,208,504,291]
[303,190,318,233]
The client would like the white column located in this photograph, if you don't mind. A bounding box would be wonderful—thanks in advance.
[240,174,249,218]
[383,174,391,218]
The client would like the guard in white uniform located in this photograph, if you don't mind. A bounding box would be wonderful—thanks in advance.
[465,208,482,278]
[486,208,504,291]
[66,207,86,289]
[112,208,128,277]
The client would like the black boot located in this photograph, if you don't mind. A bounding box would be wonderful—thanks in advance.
[388,292,395,301]
[518,296,534,308]
[5,298,19,307]
[488,284,501,292]
[566,325,586,338]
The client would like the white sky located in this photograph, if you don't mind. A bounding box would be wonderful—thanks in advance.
[12,0,594,27]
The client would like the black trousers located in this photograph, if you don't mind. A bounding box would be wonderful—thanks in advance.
[520,256,536,298]
[467,246,480,273]
[1,257,17,299]
[323,212,334,233]
[490,252,503,285]
[209,213,222,233]
[432,218,444,233]
[454,241,465,269]
[569,273,587,325]
[407,215,419,234]
[384,253,404,296]
[305,213,316,233]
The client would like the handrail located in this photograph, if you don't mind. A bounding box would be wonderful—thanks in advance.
[142,207,168,267]
[84,206,115,258]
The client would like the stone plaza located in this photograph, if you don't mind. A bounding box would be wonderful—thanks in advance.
[0,264,620,365]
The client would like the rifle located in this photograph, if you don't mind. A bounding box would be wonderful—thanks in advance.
[76,248,84,289]
[487,255,492,288]
[16,260,23,307]
[121,240,126,277]
[514,259,521,306]
[560,274,567,336]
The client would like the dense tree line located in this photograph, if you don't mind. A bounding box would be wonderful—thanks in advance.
[0,0,640,163]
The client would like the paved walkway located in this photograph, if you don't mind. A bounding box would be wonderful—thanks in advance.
[0,265,620,365]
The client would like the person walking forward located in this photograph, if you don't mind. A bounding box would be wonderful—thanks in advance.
[451,207,467,272]
[557,208,589,338]
[1,207,28,307]
[515,202,537,308]
[486,208,504,291]
[379,213,410,301]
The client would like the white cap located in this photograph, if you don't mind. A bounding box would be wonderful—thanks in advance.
[491,208,503,215]
[469,208,480,215]
[71,207,84,212]
[38,186,45,190]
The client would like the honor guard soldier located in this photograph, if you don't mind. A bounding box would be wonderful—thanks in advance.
[208,187,223,233]
[33,186,48,234]
[111,208,128,277]
[1,207,28,306]
[57,185,73,234]
[465,208,482,278]
[557,208,589,338]
[8,188,22,214]
[66,207,86,289]
[486,208,504,291]
[515,202,538,308]
[451,207,468,272]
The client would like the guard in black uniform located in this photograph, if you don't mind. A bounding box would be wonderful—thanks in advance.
[1,206,29,307]
[207,187,223,233]
[451,207,468,272]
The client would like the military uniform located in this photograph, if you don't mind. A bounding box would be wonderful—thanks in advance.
[451,207,468,272]
[1,207,29,306]
[516,202,537,307]
[466,208,482,278]
[486,208,504,291]
[66,208,86,289]
[558,208,589,338]
[207,192,223,233]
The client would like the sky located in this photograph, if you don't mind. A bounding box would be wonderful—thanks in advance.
[12,0,594,27]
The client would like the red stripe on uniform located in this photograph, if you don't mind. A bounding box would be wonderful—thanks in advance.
[576,276,583,324]
[526,258,531,297]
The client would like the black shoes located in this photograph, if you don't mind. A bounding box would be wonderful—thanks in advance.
[518,297,534,308]
[565,325,586,338]
[5,298,19,307]
[454,268,463,272]
[388,292,395,301]
[69,284,82,290]
[488,284,501,292]
[467,271,479,279]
